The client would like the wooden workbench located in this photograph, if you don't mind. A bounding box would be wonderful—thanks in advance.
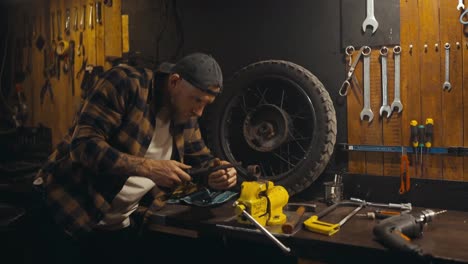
[143,200,468,263]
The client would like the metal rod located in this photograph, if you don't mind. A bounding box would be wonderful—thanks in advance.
[240,210,291,253]
[338,205,364,226]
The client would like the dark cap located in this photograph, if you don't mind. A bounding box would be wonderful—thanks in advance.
[157,53,223,95]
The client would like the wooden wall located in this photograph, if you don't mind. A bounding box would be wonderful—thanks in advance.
[347,0,467,181]
[20,0,122,146]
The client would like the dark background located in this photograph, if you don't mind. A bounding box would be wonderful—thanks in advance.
[122,0,349,172]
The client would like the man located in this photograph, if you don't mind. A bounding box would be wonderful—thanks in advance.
[32,52,237,263]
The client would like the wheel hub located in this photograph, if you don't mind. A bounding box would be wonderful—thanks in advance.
[243,104,290,152]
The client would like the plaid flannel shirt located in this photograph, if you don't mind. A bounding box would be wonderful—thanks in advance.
[35,64,215,237]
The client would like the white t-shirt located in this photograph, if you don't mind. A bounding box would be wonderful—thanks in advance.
[96,115,173,230]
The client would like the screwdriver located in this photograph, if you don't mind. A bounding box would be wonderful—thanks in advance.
[424,118,433,177]
[357,210,402,220]
[417,124,425,177]
[425,118,433,149]
[410,120,418,176]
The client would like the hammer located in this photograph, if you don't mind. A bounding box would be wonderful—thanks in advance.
[282,206,306,234]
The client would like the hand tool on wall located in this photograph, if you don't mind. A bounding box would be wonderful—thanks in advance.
[379,46,391,118]
[73,7,78,31]
[35,16,45,51]
[424,118,433,174]
[69,40,76,96]
[339,46,364,97]
[360,46,373,122]
[56,10,62,80]
[458,0,465,10]
[399,147,410,194]
[77,32,84,57]
[80,5,86,30]
[282,206,306,234]
[424,119,433,149]
[41,48,54,105]
[373,209,446,257]
[96,2,103,25]
[48,12,57,77]
[417,124,425,176]
[56,40,70,74]
[89,3,94,30]
[410,120,418,176]
[65,8,71,35]
[362,0,379,34]
[443,43,451,91]
[40,79,54,105]
[303,201,364,236]
[391,46,403,113]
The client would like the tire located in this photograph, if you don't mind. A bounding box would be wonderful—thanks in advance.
[201,60,337,196]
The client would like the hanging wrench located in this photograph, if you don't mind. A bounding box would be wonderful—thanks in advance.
[391,46,403,113]
[458,0,464,10]
[73,7,78,31]
[89,3,94,30]
[443,43,452,91]
[360,46,374,122]
[80,5,86,30]
[362,0,379,34]
[379,47,391,118]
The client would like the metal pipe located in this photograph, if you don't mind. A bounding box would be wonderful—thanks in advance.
[234,201,291,253]
[240,210,291,253]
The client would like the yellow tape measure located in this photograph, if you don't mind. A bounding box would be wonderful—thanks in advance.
[56,40,70,56]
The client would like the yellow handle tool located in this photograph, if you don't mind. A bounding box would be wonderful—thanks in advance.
[303,201,364,236]
[303,215,341,236]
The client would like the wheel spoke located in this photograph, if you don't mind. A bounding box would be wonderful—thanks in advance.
[272,151,295,167]
[280,89,285,109]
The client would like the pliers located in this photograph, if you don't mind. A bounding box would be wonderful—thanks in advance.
[40,79,54,105]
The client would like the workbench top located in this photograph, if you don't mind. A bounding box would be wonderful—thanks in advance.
[145,200,468,263]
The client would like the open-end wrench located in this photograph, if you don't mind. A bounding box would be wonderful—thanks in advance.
[362,0,379,34]
[458,0,465,10]
[379,47,391,118]
[89,3,94,30]
[360,46,374,122]
[80,5,85,30]
[391,46,403,113]
[443,43,452,91]
[73,7,78,31]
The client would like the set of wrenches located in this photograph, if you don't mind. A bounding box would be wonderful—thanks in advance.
[342,46,403,123]
[361,46,402,122]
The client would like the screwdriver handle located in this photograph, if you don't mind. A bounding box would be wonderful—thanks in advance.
[425,118,434,148]
[410,120,418,147]
[417,125,425,147]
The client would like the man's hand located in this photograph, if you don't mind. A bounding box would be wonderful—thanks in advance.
[144,160,192,188]
[207,160,237,190]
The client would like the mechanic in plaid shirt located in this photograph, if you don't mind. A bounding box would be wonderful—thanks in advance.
[32,53,237,264]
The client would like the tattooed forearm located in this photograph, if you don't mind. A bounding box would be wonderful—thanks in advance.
[112,153,149,176]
